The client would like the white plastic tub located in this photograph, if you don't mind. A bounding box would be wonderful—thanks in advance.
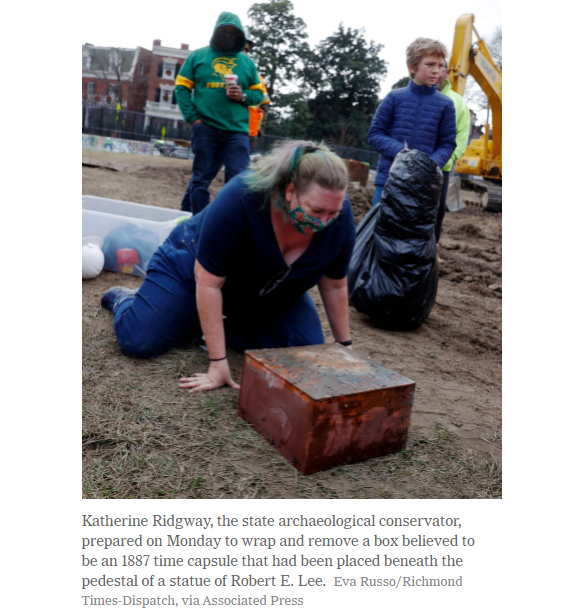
[82,195,192,276]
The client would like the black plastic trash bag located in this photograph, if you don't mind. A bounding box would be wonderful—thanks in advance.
[348,149,442,330]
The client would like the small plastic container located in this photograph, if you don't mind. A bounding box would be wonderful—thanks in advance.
[82,195,192,276]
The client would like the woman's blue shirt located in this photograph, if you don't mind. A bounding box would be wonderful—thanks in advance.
[183,173,356,315]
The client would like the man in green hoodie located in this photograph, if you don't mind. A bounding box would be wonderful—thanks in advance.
[176,12,264,213]
[435,62,471,242]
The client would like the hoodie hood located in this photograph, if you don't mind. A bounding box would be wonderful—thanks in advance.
[210,12,246,54]
[439,79,451,94]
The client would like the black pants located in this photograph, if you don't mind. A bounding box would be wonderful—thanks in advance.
[180,123,250,214]
[435,171,450,243]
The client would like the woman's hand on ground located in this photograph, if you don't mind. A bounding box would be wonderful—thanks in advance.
[178,361,240,393]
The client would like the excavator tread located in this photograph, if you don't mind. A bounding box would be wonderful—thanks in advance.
[460,177,502,213]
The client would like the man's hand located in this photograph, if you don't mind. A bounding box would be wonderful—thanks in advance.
[192,119,203,125]
[227,85,243,101]
[178,360,240,394]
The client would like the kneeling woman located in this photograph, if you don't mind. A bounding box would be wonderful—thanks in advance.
[101,141,356,393]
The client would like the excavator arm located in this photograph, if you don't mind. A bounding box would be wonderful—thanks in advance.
[448,14,502,210]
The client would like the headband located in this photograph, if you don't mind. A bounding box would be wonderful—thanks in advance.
[289,145,318,177]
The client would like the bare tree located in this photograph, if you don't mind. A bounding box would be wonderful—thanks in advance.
[487,27,502,70]
[463,77,487,113]
[83,45,130,106]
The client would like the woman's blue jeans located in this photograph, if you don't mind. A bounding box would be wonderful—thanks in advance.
[112,223,324,358]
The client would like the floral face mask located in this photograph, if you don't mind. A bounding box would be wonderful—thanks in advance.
[289,206,336,235]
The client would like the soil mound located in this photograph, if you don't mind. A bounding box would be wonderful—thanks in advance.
[347,185,373,224]
[455,222,485,238]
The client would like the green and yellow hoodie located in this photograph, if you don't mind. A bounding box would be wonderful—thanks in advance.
[175,12,264,133]
[439,79,471,172]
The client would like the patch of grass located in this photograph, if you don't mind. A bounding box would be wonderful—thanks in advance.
[83,391,501,498]
[83,333,501,499]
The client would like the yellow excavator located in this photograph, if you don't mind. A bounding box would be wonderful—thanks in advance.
[448,14,502,212]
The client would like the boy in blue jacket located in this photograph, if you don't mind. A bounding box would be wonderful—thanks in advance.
[368,38,456,207]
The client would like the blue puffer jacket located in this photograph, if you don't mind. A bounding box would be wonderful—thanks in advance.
[368,81,457,187]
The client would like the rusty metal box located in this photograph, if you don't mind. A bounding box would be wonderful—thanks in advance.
[238,343,415,475]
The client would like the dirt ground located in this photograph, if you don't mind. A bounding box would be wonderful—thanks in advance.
[82,150,501,499]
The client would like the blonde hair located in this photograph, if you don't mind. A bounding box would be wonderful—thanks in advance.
[244,140,348,217]
[406,38,448,78]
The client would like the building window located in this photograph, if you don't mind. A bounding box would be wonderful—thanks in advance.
[163,62,177,80]
[108,84,122,100]
[160,89,174,106]
[86,82,97,96]
[82,53,91,70]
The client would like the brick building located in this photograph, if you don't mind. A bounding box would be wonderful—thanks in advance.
[142,40,192,135]
[82,45,152,112]
[82,40,192,138]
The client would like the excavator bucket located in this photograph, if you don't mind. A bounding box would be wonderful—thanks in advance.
[461,186,488,209]
[459,177,502,212]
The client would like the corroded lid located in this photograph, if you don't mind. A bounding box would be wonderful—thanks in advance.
[245,343,415,400]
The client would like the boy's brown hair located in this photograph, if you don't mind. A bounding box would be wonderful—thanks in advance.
[406,38,448,78]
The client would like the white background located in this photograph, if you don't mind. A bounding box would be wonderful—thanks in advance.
[2,0,569,610]
[76,501,499,610]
